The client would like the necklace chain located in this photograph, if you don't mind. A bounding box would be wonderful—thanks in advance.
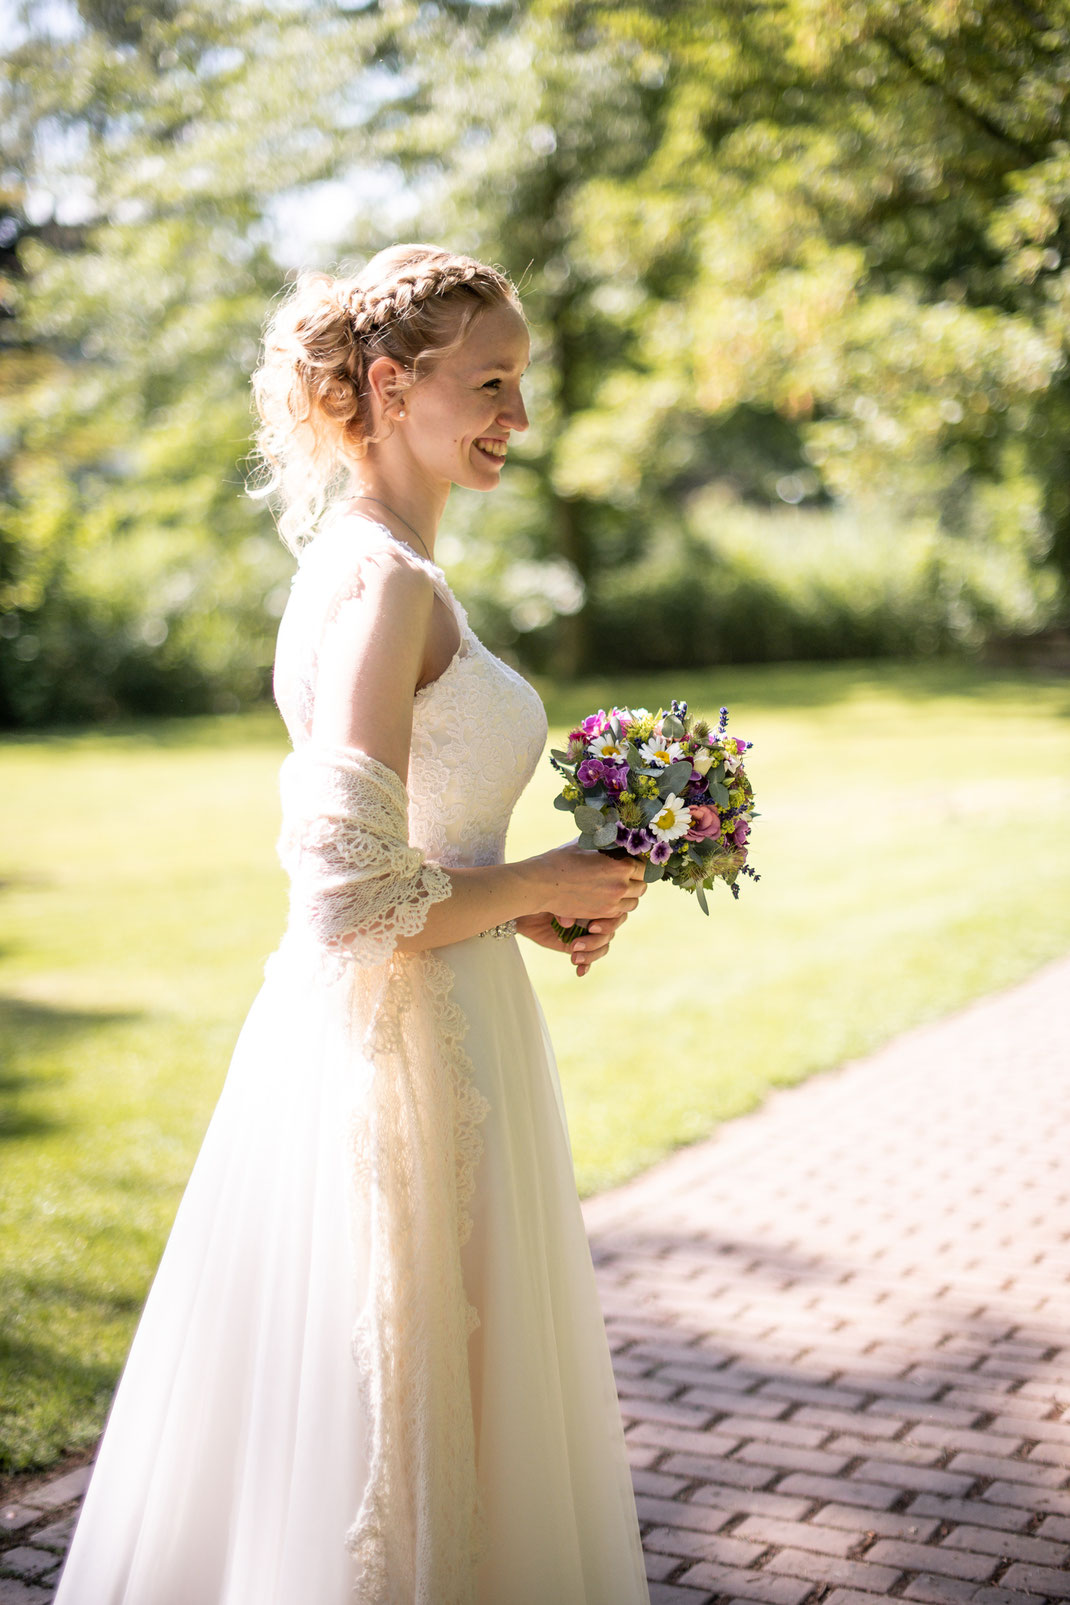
[351,495,434,564]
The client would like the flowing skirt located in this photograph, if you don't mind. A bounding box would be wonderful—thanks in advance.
[53,932,650,1605]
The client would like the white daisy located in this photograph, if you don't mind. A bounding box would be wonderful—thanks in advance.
[587,730,626,762]
[649,793,692,842]
[638,734,685,768]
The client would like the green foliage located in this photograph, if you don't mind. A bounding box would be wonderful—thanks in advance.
[0,0,396,724]
[587,501,1061,668]
[422,0,1070,648]
[2,0,1070,722]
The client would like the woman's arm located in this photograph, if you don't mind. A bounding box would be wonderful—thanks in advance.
[308,548,645,956]
[306,550,541,947]
[393,857,546,949]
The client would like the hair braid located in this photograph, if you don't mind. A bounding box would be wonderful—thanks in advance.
[342,259,484,341]
[248,244,523,554]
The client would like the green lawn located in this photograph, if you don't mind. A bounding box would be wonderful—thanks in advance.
[2,660,1069,1475]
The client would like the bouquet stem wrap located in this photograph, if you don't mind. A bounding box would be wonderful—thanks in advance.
[276,745,490,1602]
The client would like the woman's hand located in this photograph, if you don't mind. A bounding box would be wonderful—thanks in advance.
[514,910,630,978]
[528,838,649,928]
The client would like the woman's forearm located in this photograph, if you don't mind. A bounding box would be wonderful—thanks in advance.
[393,856,547,952]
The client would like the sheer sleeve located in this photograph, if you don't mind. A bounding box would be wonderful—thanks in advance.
[276,744,453,970]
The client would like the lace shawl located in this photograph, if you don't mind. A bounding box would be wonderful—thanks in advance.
[276,743,490,1602]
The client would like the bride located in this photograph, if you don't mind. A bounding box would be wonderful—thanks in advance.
[52,242,651,1604]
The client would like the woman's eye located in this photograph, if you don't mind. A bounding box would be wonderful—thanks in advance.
[483,379,502,390]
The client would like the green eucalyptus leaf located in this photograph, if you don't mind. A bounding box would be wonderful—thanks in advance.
[658,759,693,795]
[593,821,620,848]
[549,748,574,764]
[577,832,598,852]
[711,781,730,807]
[553,794,575,812]
[643,858,666,882]
[574,805,604,832]
[695,883,710,916]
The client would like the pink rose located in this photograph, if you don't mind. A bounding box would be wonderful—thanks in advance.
[684,804,722,841]
[732,818,750,846]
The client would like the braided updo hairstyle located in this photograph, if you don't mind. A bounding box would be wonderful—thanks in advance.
[249,243,524,553]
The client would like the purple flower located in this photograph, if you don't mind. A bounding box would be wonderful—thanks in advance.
[577,757,606,788]
[649,839,672,865]
[733,818,751,847]
[580,709,609,737]
[602,762,630,794]
[617,824,655,856]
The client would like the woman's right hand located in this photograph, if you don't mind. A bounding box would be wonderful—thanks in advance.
[527,838,649,927]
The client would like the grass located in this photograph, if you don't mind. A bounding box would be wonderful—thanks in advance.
[2,659,1069,1475]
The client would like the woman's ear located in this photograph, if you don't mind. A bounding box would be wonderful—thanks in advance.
[365,354,408,422]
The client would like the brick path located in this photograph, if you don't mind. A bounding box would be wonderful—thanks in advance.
[582,952,1070,1604]
[3,954,1068,1603]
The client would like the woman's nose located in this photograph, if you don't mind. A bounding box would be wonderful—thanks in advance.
[500,388,529,432]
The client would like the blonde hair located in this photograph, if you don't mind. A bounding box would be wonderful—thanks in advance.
[248,243,524,553]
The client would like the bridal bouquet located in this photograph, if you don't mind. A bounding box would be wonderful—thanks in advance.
[549,699,760,944]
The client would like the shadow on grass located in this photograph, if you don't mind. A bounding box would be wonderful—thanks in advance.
[0,996,143,1142]
[0,705,286,755]
[536,659,1070,727]
[2,662,1068,760]
[0,1332,122,1479]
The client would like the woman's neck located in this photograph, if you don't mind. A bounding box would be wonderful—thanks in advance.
[345,471,449,564]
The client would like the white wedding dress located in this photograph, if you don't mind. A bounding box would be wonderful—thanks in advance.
[53,510,650,1605]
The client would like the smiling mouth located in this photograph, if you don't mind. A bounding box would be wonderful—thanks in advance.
[474,437,507,463]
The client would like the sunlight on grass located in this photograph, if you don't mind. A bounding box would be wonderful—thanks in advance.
[2,663,1069,1471]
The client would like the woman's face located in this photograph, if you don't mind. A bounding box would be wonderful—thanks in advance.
[393,301,531,492]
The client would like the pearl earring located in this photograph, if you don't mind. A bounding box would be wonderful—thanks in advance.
[397,406,407,420]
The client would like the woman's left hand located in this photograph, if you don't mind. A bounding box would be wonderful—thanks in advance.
[513,910,629,977]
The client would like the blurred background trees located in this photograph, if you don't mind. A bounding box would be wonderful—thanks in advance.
[2,0,1067,723]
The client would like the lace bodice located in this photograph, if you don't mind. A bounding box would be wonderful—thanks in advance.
[274,509,549,873]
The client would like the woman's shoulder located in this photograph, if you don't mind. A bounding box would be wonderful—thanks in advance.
[297,507,449,604]
[288,514,457,659]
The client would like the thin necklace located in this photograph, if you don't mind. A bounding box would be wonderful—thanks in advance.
[351,495,434,564]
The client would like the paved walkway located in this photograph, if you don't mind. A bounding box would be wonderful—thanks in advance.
[3,954,1068,1603]
[584,952,1070,1604]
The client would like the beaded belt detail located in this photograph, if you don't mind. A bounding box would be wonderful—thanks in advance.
[479,920,517,939]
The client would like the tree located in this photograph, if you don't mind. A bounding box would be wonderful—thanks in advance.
[539,0,1069,600]
[0,0,416,720]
